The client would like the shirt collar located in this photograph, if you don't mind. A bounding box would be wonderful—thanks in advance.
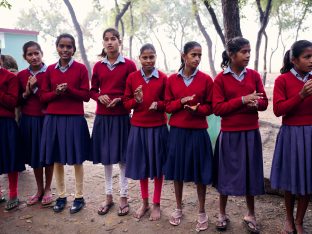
[102,54,125,65]
[55,58,74,69]
[140,68,159,79]
[178,68,198,79]
[290,68,312,82]
[28,63,47,75]
[223,66,247,81]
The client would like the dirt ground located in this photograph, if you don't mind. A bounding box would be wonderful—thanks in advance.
[1,73,312,234]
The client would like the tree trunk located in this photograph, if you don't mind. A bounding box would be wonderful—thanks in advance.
[63,0,91,78]
[114,0,131,29]
[203,0,225,47]
[221,0,242,42]
[193,0,217,77]
[295,5,308,41]
[129,2,134,59]
[254,0,273,71]
[262,31,268,85]
[269,26,281,73]
[152,30,169,71]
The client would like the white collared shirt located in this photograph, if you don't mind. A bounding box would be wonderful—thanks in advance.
[55,58,74,73]
[102,54,125,71]
[178,68,198,86]
[223,66,247,82]
[140,68,159,83]
[290,68,312,83]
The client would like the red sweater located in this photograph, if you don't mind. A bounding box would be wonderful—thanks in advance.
[165,71,213,129]
[213,68,268,131]
[40,61,90,115]
[124,70,167,127]
[90,58,137,115]
[273,71,312,125]
[18,69,46,116]
[0,68,19,118]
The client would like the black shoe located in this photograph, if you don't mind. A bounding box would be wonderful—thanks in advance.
[70,198,85,214]
[53,197,67,213]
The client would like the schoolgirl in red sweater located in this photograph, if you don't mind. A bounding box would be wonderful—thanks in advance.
[0,51,25,210]
[270,40,312,234]
[124,43,168,221]
[40,33,90,214]
[90,28,136,216]
[18,41,54,206]
[165,41,213,232]
[213,37,268,233]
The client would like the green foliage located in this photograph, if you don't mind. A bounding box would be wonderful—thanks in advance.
[0,0,11,9]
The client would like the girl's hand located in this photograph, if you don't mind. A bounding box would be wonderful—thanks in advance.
[181,94,195,105]
[246,100,258,109]
[243,91,263,105]
[134,85,143,103]
[184,103,200,112]
[299,79,312,99]
[98,94,111,105]
[28,76,38,90]
[22,80,32,98]
[107,97,121,108]
[149,101,158,111]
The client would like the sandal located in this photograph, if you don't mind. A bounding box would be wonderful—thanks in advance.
[195,213,209,232]
[41,194,53,206]
[5,198,19,211]
[243,216,260,234]
[98,202,114,215]
[27,194,43,206]
[169,208,182,226]
[118,203,130,216]
[216,214,230,231]
[0,192,5,203]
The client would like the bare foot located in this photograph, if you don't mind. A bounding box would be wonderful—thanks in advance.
[282,219,295,233]
[149,203,160,221]
[295,222,304,234]
[133,204,150,219]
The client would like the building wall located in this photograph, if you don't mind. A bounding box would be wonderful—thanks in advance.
[0,31,38,71]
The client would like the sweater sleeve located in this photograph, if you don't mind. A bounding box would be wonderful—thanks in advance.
[195,77,213,116]
[273,76,303,117]
[165,77,183,113]
[40,68,58,103]
[90,64,101,101]
[0,74,19,109]
[156,75,167,111]
[123,74,138,111]
[255,72,268,111]
[212,75,243,116]
[66,66,90,102]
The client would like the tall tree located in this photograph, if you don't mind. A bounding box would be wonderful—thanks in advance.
[221,0,242,41]
[63,0,91,78]
[254,0,273,71]
[193,0,217,77]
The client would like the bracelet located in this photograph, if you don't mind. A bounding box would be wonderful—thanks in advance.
[242,96,245,104]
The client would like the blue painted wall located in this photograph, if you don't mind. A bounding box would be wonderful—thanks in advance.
[0,31,38,70]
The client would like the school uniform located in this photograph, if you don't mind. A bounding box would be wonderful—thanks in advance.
[271,69,312,195]
[213,67,268,196]
[124,68,168,180]
[90,54,137,165]
[0,67,25,174]
[164,69,214,185]
[18,64,47,168]
[40,59,90,166]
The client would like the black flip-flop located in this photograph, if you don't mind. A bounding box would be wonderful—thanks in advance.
[243,219,260,234]
[5,198,19,211]
[118,204,130,216]
[98,202,114,215]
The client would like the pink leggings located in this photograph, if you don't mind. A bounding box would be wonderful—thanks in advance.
[8,172,18,199]
[140,177,163,204]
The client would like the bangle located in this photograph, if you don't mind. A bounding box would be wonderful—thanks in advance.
[242,96,245,104]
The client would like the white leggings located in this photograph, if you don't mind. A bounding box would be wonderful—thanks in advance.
[104,163,128,197]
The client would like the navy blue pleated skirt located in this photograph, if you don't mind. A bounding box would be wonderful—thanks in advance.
[40,115,90,165]
[19,114,48,168]
[271,125,312,195]
[213,129,265,196]
[0,117,25,174]
[91,115,130,165]
[125,125,168,180]
[164,127,213,185]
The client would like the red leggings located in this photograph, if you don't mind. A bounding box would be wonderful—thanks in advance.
[8,172,18,199]
[140,177,163,204]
